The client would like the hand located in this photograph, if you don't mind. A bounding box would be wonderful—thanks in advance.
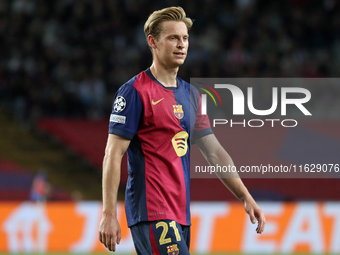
[244,198,266,234]
[99,216,121,252]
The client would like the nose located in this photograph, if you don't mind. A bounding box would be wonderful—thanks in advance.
[177,38,186,49]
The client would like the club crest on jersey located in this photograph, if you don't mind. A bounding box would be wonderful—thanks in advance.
[166,244,179,255]
[173,105,184,119]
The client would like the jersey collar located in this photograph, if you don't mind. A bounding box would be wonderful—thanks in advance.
[145,68,181,90]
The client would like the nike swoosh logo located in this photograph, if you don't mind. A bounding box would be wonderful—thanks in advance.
[152,98,164,105]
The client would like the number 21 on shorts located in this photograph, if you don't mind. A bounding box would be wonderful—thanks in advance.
[156,221,181,245]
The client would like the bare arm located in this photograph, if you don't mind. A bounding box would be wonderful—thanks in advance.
[196,134,266,234]
[99,134,131,252]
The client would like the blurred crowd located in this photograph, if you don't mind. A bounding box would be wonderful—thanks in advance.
[1,0,340,124]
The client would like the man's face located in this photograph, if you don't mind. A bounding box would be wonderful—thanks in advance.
[153,20,189,68]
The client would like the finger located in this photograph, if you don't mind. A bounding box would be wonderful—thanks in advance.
[255,219,261,233]
[256,222,261,234]
[117,228,121,245]
[111,235,116,252]
[260,215,266,233]
[257,222,263,234]
[256,214,266,234]
[106,234,112,250]
[99,231,103,243]
[101,232,106,246]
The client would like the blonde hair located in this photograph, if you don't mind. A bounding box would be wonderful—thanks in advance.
[144,6,193,41]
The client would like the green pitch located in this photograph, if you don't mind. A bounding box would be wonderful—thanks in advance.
[0,253,328,255]
[0,253,272,255]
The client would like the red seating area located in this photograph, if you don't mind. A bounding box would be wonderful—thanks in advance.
[37,118,129,179]
[37,118,340,201]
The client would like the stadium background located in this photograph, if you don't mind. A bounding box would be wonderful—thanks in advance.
[1,0,340,254]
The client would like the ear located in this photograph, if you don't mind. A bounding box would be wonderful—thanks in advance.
[147,34,157,50]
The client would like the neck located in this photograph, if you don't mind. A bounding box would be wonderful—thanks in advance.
[150,63,178,87]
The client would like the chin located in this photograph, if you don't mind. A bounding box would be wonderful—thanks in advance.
[174,59,185,66]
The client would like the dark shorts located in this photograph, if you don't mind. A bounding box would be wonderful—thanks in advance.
[130,219,191,255]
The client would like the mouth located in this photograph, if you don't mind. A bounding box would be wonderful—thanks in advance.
[174,52,186,57]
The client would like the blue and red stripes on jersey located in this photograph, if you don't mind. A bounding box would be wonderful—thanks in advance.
[109,68,212,227]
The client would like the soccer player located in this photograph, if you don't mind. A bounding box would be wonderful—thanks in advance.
[99,6,266,254]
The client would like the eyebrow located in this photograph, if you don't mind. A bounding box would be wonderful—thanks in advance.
[167,34,189,37]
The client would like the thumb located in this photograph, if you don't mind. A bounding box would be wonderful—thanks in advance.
[249,210,257,224]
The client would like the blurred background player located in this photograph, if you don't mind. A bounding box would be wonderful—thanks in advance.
[30,170,50,203]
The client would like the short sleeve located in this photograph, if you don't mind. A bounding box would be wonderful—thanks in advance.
[109,79,143,140]
[192,88,213,142]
